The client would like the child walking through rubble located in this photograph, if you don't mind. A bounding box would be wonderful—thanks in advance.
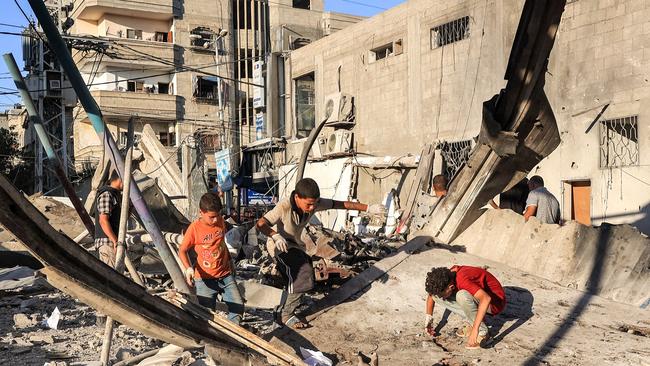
[179,192,244,324]
[424,265,506,349]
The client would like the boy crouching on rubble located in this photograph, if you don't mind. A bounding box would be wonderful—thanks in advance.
[424,265,506,349]
[179,193,244,324]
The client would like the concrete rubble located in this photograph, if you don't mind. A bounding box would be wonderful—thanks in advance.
[1,1,649,365]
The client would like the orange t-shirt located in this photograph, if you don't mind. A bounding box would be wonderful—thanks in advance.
[181,218,231,279]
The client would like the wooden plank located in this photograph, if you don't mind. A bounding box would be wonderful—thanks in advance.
[397,144,435,232]
[169,293,306,366]
[306,235,431,321]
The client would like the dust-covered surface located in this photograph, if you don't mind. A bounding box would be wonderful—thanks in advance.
[0,195,86,248]
[266,244,650,366]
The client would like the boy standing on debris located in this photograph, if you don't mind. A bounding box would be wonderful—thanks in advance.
[179,193,244,324]
[94,170,123,268]
[424,265,506,349]
[256,178,385,329]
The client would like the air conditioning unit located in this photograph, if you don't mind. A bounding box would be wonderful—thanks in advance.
[324,92,354,125]
[310,134,327,159]
[324,131,353,156]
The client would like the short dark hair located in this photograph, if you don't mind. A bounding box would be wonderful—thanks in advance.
[529,175,544,187]
[432,174,448,191]
[107,169,121,184]
[295,178,320,199]
[425,267,454,296]
[199,192,223,213]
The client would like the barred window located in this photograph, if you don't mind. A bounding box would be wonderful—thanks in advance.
[439,139,473,181]
[599,116,639,168]
[431,16,470,49]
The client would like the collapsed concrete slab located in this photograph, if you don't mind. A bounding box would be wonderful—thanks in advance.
[138,124,188,216]
[452,209,650,308]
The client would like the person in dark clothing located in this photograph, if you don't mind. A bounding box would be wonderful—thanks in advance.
[489,178,529,214]
[94,170,123,268]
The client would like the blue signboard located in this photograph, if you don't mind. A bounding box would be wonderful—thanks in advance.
[214,149,233,191]
[247,190,274,205]
[255,113,265,141]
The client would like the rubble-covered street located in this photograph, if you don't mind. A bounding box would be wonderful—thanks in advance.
[1,0,650,365]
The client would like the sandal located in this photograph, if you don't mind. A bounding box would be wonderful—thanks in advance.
[283,315,310,329]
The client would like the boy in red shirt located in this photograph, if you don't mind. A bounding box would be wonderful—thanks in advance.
[179,193,244,324]
[424,265,506,349]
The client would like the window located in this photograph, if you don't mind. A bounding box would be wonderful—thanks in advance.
[599,115,639,168]
[369,39,403,63]
[190,27,215,50]
[238,49,254,79]
[439,139,473,181]
[126,29,143,40]
[295,73,315,138]
[193,76,218,103]
[431,16,470,49]
[154,32,168,42]
[159,132,175,147]
[370,43,393,63]
[127,81,144,92]
[293,0,310,9]
[158,82,170,94]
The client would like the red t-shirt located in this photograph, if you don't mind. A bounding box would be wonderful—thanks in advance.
[453,265,506,314]
[180,218,231,279]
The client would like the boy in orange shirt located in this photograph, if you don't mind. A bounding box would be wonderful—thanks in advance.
[179,193,244,324]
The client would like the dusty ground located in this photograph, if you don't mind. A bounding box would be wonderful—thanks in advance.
[1,196,649,365]
[268,243,650,366]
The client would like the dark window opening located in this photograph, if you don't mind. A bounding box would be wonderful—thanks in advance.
[439,139,472,182]
[159,132,175,147]
[235,0,258,30]
[431,16,470,49]
[238,48,254,79]
[126,29,143,40]
[295,73,315,138]
[370,43,393,62]
[126,81,143,92]
[158,82,170,94]
[599,115,639,168]
[293,0,310,10]
[194,76,218,103]
[154,32,168,42]
[190,27,215,50]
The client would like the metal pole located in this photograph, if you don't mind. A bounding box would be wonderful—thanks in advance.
[27,0,191,295]
[100,117,136,366]
[3,53,96,237]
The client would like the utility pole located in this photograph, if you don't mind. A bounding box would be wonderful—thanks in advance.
[26,0,72,194]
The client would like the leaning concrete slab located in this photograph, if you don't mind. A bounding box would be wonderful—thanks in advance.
[139,124,188,216]
[452,209,650,308]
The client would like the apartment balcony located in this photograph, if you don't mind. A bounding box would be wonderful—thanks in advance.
[74,0,175,21]
[75,38,175,71]
[91,90,181,122]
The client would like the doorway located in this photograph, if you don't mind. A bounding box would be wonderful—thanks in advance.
[563,180,591,225]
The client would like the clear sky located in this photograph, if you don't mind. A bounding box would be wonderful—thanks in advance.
[0,0,406,111]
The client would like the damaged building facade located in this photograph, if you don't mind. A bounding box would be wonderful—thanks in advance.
[274,0,650,235]
[57,0,362,188]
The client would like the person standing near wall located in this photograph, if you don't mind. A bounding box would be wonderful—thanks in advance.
[524,175,560,224]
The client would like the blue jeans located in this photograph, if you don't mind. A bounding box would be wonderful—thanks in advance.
[195,274,244,324]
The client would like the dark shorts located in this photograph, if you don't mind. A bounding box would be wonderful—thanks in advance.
[275,248,314,294]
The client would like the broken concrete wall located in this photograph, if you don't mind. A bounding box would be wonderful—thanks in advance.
[138,124,188,217]
[452,209,650,308]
